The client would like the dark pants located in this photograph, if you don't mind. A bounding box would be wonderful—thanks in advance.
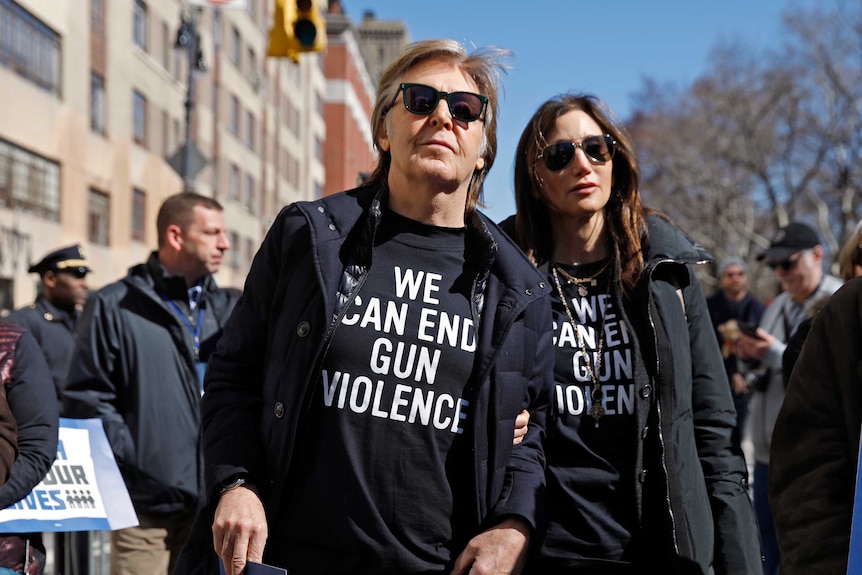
[754,461,780,575]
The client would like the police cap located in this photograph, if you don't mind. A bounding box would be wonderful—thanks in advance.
[28,244,91,276]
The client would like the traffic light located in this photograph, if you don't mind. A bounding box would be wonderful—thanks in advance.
[267,0,299,61]
[292,0,326,53]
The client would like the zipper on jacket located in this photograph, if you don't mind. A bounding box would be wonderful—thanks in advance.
[645,257,679,557]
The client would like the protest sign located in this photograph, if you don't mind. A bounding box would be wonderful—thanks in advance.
[0,418,137,533]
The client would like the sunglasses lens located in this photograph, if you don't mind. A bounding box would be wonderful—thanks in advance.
[403,85,438,115]
[541,142,576,171]
[583,135,613,163]
[401,84,486,122]
[539,135,616,171]
[448,93,485,122]
[768,259,797,271]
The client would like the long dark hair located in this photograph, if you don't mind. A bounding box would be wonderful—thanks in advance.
[513,93,646,292]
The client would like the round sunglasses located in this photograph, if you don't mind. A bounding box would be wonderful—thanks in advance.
[537,134,617,171]
[395,83,488,123]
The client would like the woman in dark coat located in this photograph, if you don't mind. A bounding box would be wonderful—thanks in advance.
[506,93,761,574]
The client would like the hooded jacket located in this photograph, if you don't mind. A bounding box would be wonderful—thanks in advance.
[174,185,555,573]
[630,216,761,574]
[63,253,238,515]
[502,213,761,574]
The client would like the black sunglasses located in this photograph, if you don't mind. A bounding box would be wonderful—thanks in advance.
[537,134,616,172]
[767,256,800,271]
[395,83,488,123]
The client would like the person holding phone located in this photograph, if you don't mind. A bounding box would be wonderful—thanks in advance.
[707,257,765,452]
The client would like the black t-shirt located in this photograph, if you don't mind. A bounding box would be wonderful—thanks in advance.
[540,259,638,564]
[284,210,477,574]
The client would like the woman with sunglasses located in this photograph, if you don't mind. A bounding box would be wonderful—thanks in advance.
[503,93,760,574]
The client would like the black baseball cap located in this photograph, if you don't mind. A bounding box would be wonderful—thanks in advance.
[757,222,821,262]
[28,244,91,276]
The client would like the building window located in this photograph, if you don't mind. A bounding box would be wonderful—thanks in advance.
[91,0,105,34]
[0,138,60,221]
[230,26,239,64]
[88,188,110,245]
[0,0,62,96]
[229,95,239,134]
[245,110,254,149]
[244,172,255,212]
[229,163,240,200]
[133,0,148,51]
[90,72,105,134]
[161,110,169,157]
[315,136,324,162]
[161,19,170,70]
[131,187,145,241]
[246,46,256,82]
[133,90,147,147]
[228,230,240,269]
[245,237,255,269]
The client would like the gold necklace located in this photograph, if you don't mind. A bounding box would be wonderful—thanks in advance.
[551,266,608,426]
[554,258,611,297]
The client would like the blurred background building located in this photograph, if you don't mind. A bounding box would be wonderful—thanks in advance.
[0,0,407,312]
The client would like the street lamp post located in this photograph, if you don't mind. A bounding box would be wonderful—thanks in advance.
[175,7,206,192]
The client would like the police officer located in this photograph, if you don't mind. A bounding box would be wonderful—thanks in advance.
[6,244,90,409]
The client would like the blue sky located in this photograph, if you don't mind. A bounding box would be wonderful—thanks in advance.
[350,0,816,223]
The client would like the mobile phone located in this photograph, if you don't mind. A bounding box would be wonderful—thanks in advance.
[738,321,763,339]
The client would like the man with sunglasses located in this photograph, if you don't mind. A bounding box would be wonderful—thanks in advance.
[175,39,554,575]
[7,244,91,409]
[738,221,842,575]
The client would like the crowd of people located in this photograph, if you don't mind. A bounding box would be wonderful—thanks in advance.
[0,37,858,575]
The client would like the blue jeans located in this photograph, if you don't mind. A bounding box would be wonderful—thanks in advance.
[754,462,779,575]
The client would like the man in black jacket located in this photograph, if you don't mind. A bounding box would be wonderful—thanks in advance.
[175,39,554,575]
[7,243,90,410]
[63,193,237,575]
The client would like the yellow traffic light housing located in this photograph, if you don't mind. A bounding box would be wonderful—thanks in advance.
[293,0,326,53]
[267,0,299,61]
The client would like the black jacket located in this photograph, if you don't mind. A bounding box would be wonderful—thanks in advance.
[769,276,862,574]
[502,214,761,574]
[175,185,555,573]
[0,322,57,508]
[7,295,80,410]
[62,253,238,515]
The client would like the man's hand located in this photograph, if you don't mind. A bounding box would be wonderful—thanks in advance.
[212,486,268,575]
[449,517,530,575]
[513,410,530,445]
[737,328,776,361]
[731,372,749,395]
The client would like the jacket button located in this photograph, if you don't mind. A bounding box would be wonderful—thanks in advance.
[274,402,284,418]
[639,469,648,483]
[328,223,336,231]
[641,426,649,439]
[525,289,532,296]
[317,206,325,213]
[538,281,546,289]
[640,384,652,399]
[296,321,310,337]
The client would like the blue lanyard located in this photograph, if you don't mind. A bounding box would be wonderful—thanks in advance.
[161,295,205,361]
